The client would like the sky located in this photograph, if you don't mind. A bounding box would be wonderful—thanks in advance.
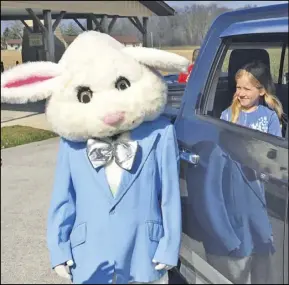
[166,1,288,9]
[1,1,288,34]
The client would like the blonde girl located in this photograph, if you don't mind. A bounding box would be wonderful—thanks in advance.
[221,61,283,137]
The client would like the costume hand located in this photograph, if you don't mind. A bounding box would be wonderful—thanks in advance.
[54,260,74,280]
[152,259,173,271]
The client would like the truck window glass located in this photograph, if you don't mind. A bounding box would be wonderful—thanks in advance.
[203,38,288,140]
[283,47,288,84]
[268,47,283,83]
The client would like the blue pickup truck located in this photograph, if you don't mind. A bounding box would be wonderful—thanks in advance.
[165,3,288,284]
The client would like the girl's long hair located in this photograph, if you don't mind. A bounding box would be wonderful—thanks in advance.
[230,61,283,123]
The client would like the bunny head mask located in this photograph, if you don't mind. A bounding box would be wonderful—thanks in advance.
[1,31,189,141]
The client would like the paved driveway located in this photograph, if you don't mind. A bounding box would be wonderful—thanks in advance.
[1,138,69,284]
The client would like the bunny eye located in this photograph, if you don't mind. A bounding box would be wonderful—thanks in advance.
[115,77,130,91]
[77,86,93,103]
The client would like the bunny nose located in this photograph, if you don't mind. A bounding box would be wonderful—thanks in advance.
[102,112,125,126]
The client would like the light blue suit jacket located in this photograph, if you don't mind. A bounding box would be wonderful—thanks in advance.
[187,143,274,257]
[46,116,181,284]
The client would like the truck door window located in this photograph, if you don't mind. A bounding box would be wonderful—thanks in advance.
[282,47,288,84]
[203,37,288,140]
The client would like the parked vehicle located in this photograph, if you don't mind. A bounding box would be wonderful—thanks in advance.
[164,3,288,284]
[178,48,200,84]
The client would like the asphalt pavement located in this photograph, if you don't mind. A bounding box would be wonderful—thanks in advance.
[1,138,69,284]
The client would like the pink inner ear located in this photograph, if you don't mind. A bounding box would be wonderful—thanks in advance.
[4,75,54,88]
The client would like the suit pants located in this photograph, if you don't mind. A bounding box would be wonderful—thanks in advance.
[206,252,275,284]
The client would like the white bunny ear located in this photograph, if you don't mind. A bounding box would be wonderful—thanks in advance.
[122,47,190,72]
[1,61,63,104]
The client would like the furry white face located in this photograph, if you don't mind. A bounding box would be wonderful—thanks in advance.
[1,31,189,141]
[46,49,167,140]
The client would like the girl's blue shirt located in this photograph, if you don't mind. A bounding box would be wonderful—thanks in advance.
[221,105,282,137]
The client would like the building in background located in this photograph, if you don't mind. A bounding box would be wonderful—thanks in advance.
[5,39,22,50]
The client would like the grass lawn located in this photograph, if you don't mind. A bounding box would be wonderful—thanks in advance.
[1,125,58,149]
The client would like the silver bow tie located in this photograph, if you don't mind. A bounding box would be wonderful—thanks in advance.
[87,138,138,171]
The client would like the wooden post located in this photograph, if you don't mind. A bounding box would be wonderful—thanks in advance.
[25,9,47,62]
[128,16,148,47]
[108,16,118,34]
[101,15,108,33]
[43,10,55,62]
[33,19,41,61]
[52,11,66,32]
[87,15,93,31]
[142,17,148,47]
[90,14,103,32]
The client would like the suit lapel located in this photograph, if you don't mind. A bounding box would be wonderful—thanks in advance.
[111,124,159,209]
[82,146,115,203]
[80,122,159,207]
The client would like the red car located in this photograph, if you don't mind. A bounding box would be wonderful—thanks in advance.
[178,63,194,83]
[177,48,199,83]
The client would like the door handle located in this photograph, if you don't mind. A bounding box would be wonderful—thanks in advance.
[180,150,200,165]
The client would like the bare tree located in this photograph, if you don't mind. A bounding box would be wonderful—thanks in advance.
[61,22,82,36]
[3,3,252,48]
[9,21,24,39]
[145,3,232,47]
[5,21,23,39]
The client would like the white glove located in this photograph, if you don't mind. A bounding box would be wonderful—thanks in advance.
[54,260,74,280]
[152,259,173,271]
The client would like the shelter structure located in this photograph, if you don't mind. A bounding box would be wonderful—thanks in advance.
[1,1,175,62]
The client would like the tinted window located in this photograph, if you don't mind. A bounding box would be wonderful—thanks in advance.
[204,38,288,140]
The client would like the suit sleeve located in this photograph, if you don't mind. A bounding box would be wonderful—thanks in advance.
[153,124,182,266]
[46,138,76,268]
[194,147,241,253]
